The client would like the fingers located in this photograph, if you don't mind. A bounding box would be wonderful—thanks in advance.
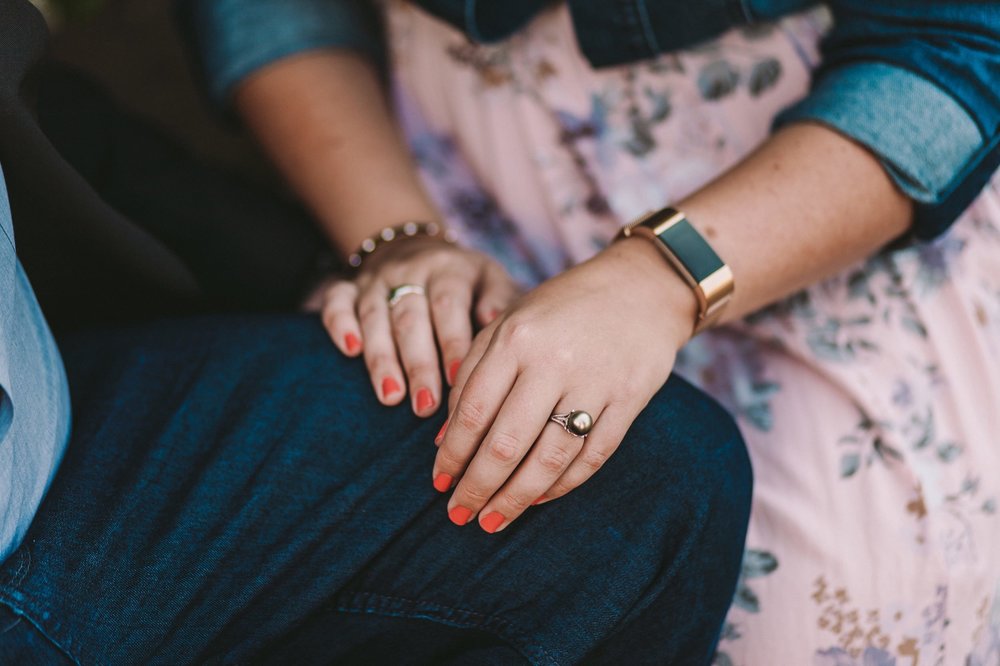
[432,350,519,507]
[475,261,520,327]
[442,373,563,528]
[320,281,364,356]
[471,397,606,533]
[536,402,633,505]
[356,283,408,406]
[389,288,442,416]
[427,271,475,387]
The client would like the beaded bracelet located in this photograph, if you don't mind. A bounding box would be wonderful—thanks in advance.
[347,221,457,269]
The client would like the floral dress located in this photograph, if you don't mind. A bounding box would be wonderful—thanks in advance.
[385,2,1000,663]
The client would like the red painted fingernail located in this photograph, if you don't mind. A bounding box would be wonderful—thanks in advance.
[382,376,401,399]
[447,360,461,385]
[480,511,506,534]
[448,506,473,526]
[433,473,453,493]
[416,388,435,412]
[435,418,450,445]
[532,497,546,506]
[344,333,361,355]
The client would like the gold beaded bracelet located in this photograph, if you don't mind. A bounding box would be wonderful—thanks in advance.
[347,221,457,269]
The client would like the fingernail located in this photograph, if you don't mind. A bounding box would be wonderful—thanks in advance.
[447,360,461,385]
[435,418,449,445]
[433,473,453,493]
[382,376,401,399]
[532,497,546,506]
[416,388,435,412]
[344,333,361,355]
[448,506,473,526]
[480,511,506,534]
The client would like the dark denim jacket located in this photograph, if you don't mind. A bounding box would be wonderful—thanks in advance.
[182,0,1000,238]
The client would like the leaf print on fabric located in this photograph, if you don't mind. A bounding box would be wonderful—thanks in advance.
[840,452,861,478]
[969,584,1000,666]
[748,58,782,96]
[911,235,966,295]
[733,549,779,614]
[837,413,903,478]
[806,316,880,362]
[814,647,897,666]
[698,60,740,100]
[715,549,779,665]
[675,336,782,433]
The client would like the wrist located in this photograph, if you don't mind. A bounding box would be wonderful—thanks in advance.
[604,237,699,348]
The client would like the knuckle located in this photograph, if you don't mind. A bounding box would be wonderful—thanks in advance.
[460,483,493,504]
[618,377,647,403]
[430,291,457,313]
[498,318,533,347]
[537,442,575,473]
[485,431,522,464]
[357,303,381,326]
[579,446,612,472]
[454,400,489,433]
[391,306,421,332]
[402,361,436,379]
[498,488,532,511]
[365,353,394,374]
[436,448,468,472]
[547,478,576,499]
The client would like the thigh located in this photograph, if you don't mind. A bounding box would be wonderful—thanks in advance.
[0,314,750,665]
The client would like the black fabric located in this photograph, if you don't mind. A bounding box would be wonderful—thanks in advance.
[35,65,328,314]
[0,0,327,330]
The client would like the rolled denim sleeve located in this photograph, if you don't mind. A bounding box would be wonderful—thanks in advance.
[178,0,383,108]
[770,1,1000,238]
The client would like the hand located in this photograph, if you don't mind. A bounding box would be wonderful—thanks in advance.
[433,238,697,532]
[314,236,521,416]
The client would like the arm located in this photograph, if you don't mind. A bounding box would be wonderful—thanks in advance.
[233,50,439,253]
[181,0,520,416]
[433,121,910,531]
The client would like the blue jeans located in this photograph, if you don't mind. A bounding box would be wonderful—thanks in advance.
[0,314,751,664]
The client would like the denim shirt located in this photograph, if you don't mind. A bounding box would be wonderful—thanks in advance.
[0,161,71,563]
[181,0,1000,239]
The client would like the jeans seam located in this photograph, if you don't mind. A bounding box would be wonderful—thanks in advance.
[333,589,558,666]
[0,592,81,666]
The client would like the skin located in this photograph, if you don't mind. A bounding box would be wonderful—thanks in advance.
[236,49,911,532]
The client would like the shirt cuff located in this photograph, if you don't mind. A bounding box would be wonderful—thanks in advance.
[776,61,984,206]
[189,0,383,108]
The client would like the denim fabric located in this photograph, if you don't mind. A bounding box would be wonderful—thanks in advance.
[0,163,71,563]
[181,0,384,106]
[775,62,984,239]
[180,0,1000,239]
[0,314,752,664]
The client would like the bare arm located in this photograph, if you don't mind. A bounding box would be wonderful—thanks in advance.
[234,50,439,254]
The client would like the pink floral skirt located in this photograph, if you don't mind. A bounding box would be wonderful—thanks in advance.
[387,2,1000,663]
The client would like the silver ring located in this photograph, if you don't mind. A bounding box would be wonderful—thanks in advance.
[387,284,426,308]
[549,410,594,438]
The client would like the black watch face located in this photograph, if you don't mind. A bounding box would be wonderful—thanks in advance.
[656,218,725,282]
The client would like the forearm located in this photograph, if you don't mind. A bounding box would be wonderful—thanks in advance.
[620,122,913,333]
[234,50,439,255]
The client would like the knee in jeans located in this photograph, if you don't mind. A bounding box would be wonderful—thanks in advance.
[624,374,752,525]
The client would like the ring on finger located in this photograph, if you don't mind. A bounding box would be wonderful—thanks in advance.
[387,284,426,308]
[548,410,594,438]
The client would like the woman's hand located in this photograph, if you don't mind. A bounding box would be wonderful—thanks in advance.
[433,238,697,532]
[315,237,522,416]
